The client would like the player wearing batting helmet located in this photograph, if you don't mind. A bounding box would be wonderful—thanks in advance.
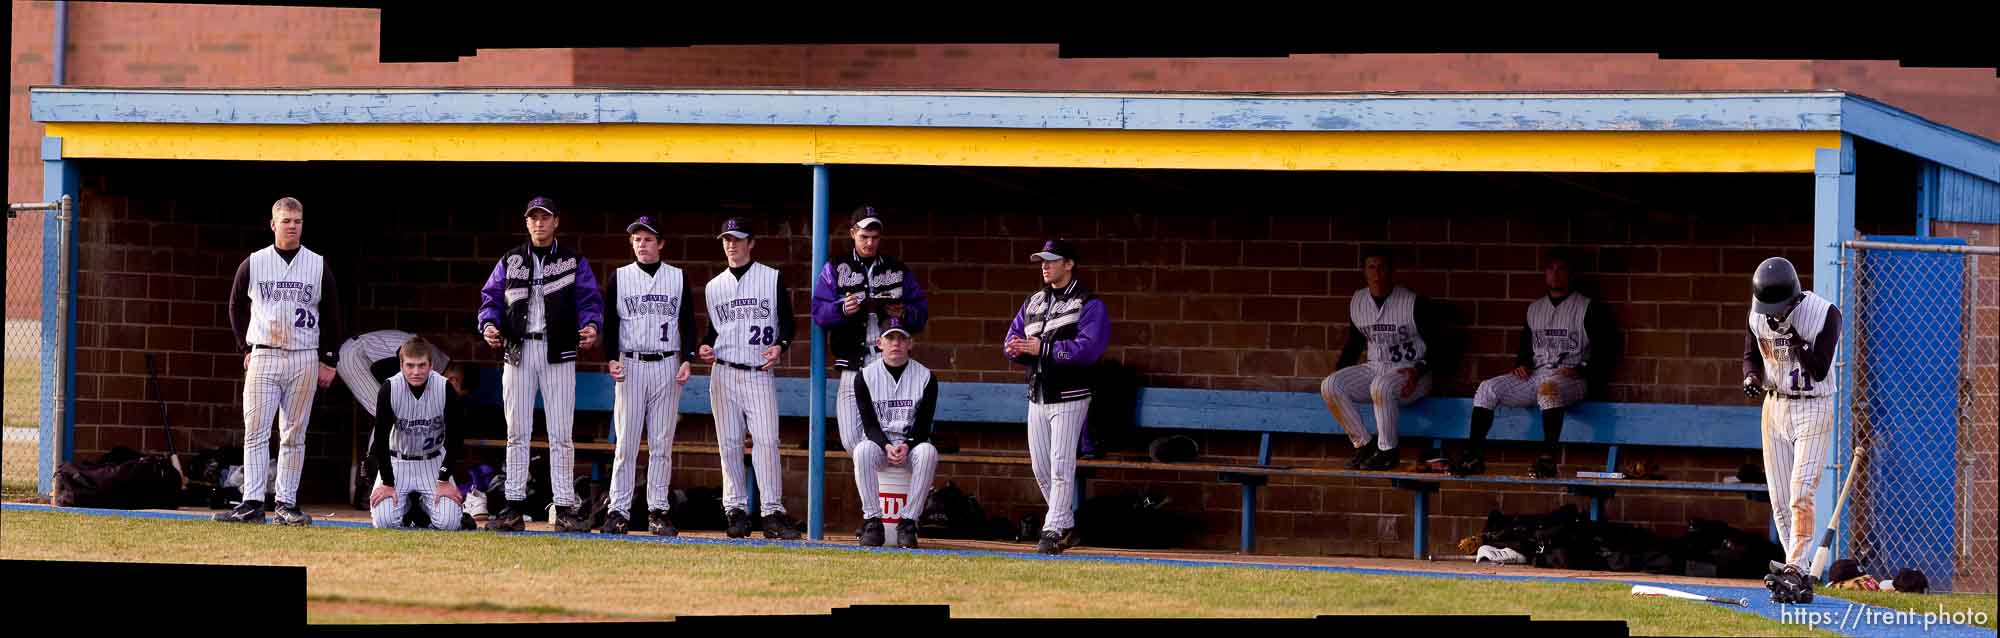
[1743,256,1842,568]
[1004,239,1109,555]
[217,196,345,526]
[477,196,605,533]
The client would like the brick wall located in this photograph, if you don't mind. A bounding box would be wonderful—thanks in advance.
[1928,221,1997,593]
[63,159,1933,556]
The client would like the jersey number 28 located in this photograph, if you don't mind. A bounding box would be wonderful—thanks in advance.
[746,326,777,346]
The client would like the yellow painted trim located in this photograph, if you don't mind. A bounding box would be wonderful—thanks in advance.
[44,123,1836,172]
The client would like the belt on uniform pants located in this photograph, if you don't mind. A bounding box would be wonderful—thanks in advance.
[1770,392,1820,401]
[520,332,546,340]
[717,360,760,371]
[394,450,441,461]
[623,351,672,362]
[253,344,280,350]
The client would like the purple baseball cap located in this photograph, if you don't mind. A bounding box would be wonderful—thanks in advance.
[717,217,754,239]
[625,216,660,236]
[851,205,884,230]
[1029,239,1078,263]
[523,196,558,217]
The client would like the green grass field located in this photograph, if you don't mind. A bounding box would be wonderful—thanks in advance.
[5,356,39,429]
[0,509,1866,632]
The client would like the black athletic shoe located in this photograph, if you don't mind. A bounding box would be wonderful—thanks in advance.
[485,503,526,532]
[725,509,752,539]
[1037,530,1065,555]
[602,510,630,534]
[859,517,886,547]
[761,511,803,540]
[459,513,477,531]
[1346,437,1379,470]
[271,502,312,526]
[1360,446,1401,471]
[1057,526,1082,550]
[214,500,265,523]
[647,510,678,537]
[1449,451,1487,477]
[552,505,589,532]
[895,521,921,549]
[1528,454,1559,480]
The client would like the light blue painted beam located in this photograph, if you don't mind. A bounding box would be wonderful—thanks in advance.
[40,137,79,497]
[1814,133,1856,566]
[32,88,1863,133]
[1121,95,1846,131]
[1841,95,2000,184]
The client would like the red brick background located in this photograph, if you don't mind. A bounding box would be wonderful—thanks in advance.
[55,159,1921,556]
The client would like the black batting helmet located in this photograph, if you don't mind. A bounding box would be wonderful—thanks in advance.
[1751,257,1802,316]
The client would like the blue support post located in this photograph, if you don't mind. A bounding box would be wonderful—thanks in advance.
[1413,486,1428,558]
[1813,135,1856,565]
[39,137,79,497]
[807,164,829,541]
[1239,433,1271,555]
[1593,444,1619,521]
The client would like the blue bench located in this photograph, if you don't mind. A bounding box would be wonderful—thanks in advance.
[465,369,1768,557]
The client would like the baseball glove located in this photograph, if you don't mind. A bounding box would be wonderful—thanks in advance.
[1764,561,1814,604]
[1458,535,1482,554]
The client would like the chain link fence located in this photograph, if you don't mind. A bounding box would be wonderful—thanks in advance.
[1841,238,1999,594]
[5,203,52,500]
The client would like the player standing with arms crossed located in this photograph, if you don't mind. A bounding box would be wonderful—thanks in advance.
[216,196,344,525]
[1320,248,1443,471]
[599,216,696,536]
[1004,239,1109,555]
[849,326,941,548]
[699,217,803,540]
[1453,249,1616,479]
[1741,256,1842,568]
[811,205,930,455]
[365,336,470,531]
[477,196,604,532]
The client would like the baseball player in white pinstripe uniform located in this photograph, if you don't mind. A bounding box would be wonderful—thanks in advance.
[216,197,344,526]
[337,330,451,419]
[1455,249,1616,479]
[477,196,604,533]
[600,216,696,536]
[810,206,930,455]
[850,327,941,549]
[1321,248,1441,471]
[366,336,470,531]
[698,217,803,540]
[1742,256,1842,568]
[1005,239,1109,555]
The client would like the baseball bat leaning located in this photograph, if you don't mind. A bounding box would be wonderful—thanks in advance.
[143,353,188,490]
[1809,446,1867,581]
[1630,585,1750,607]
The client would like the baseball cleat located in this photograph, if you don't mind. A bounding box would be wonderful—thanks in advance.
[271,502,313,526]
[859,517,886,547]
[601,510,630,535]
[484,503,526,532]
[1360,446,1401,471]
[1528,454,1558,479]
[1056,526,1082,550]
[1036,530,1065,555]
[761,511,803,540]
[213,500,265,524]
[459,513,477,531]
[552,505,589,533]
[724,509,752,538]
[1449,452,1486,477]
[895,521,921,549]
[647,510,679,537]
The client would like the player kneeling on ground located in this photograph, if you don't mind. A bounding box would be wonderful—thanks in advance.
[850,327,940,548]
[367,336,471,531]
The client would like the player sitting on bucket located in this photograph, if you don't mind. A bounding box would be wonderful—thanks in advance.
[850,326,940,548]
[367,336,471,530]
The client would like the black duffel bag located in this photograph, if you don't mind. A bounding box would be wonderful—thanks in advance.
[53,446,184,510]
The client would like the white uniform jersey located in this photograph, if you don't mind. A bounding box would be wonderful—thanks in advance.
[705,262,780,365]
[615,262,686,354]
[1750,291,1837,398]
[386,371,449,458]
[244,246,326,350]
[861,359,932,443]
[1348,286,1426,371]
[1527,293,1593,370]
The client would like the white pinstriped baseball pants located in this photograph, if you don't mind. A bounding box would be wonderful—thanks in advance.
[1027,398,1089,532]
[242,347,319,506]
[712,364,785,516]
[1320,365,1431,450]
[1762,393,1833,566]
[852,441,939,520]
[836,370,864,454]
[502,339,579,507]
[369,456,463,530]
[609,355,684,516]
[1472,369,1587,411]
